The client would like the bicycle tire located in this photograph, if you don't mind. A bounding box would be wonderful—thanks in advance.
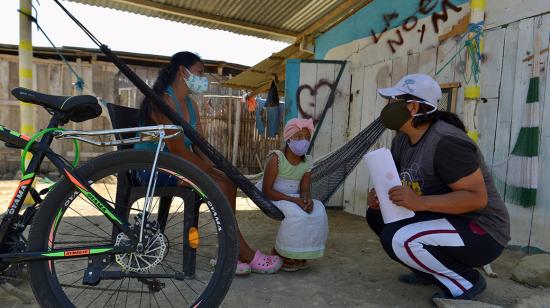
[27,150,238,307]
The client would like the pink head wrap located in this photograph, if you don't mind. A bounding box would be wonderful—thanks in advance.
[284,118,314,141]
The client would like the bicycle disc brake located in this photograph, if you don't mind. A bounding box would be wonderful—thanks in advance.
[115,231,167,272]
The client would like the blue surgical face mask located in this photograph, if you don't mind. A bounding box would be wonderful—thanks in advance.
[184,68,209,93]
[288,139,310,156]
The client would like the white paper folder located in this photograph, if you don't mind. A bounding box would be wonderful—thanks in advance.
[364,148,415,224]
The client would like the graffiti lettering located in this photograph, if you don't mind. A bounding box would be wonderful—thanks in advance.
[419,0,438,14]
[388,29,404,53]
[418,24,427,43]
[371,12,400,43]
[371,0,463,53]
[431,0,462,33]
[402,16,418,31]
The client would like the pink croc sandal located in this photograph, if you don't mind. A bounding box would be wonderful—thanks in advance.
[235,261,251,276]
[249,250,282,274]
[210,259,251,276]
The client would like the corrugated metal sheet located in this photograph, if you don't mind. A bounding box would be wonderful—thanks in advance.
[223,43,312,93]
[66,0,365,42]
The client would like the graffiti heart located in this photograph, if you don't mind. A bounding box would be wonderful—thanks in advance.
[296,79,335,123]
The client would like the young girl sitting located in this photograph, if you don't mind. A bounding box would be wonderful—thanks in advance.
[256,118,329,271]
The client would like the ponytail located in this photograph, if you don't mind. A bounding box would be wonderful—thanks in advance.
[395,94,466,132]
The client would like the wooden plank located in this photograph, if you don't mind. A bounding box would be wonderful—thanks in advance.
[485,0,550,30]
[407,53,420,74]
[8,62,18,101]
[0,61,9,100]
[417,47,437,75]
[298,62,320,156]
[476,28,506,164]
[529,14,550,252]
[391,56,408,85]
[351,64,378,216]
[353,61,393,216]
[435,38,459,84]
[327,62,351,207]
[343,63,366,214]
[0,61,10,130]
[48,64,64,154]
[492,22,519,178]
[35,64,50,131]
[312,63,337,159]
[504,18,535,248]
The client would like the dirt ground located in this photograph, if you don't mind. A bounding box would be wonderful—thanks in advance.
[0,180,548,307]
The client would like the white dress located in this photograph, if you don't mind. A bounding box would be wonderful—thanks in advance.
[256,151,328,259]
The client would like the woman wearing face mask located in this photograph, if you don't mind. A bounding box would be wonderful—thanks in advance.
[366,74,510,303]
[137,51,283,275]
[256,118,329,272]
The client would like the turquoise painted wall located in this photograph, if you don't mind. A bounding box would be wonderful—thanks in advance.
[315,0,469,59]
[285,59,301,123]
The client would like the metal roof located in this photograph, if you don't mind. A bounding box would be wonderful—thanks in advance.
[223,43,313,95]
[66,0,372,42]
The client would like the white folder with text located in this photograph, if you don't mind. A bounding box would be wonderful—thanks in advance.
[364,148,415,224]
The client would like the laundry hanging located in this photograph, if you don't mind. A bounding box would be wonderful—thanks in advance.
[255,98,266,135]
[266,104,280,138]
[246,95,257,112]
[265,80,282,137]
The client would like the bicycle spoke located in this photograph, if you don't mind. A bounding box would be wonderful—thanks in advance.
[138,281,144,308]
[67,207,112,237]
[103,279,124,307]
[159,263,189,306]
[34,156,234,308]
[164,200,185,226]
[57,220,111,243]
[113,278,126,306]
[102,181,115,204]
[124,278,131,308]
[58,266,88,277]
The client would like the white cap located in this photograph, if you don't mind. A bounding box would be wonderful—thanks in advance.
[377,74,442,110]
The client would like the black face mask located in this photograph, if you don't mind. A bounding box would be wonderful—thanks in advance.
[380,100,411,130]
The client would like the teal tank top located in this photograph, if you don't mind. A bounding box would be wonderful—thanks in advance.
[134,86,197,151]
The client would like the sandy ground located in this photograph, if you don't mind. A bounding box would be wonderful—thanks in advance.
[0,180,548,307]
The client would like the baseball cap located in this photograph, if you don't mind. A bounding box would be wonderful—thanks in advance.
[377,74,442,111]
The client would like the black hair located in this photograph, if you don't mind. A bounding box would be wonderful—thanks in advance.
[139,51,203,124]
[396,94,466,132]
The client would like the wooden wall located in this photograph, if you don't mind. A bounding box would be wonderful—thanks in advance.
[285,60,352,207]
[0,55,280,177]
[325,13,550,251]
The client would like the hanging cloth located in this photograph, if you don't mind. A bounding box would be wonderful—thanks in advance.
[265,80,280,107]
[255,98,266,135]
[247,95,257,112]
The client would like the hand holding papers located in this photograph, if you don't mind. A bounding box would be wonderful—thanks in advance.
[364,148,415,224]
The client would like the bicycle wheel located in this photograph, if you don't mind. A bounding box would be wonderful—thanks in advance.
[28,150,238,307]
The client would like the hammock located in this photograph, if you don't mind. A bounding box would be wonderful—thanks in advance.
[311,118,385,203]
[248,118,386,204]
[52,0,386,220]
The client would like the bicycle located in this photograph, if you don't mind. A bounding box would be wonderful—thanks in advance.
[0,87,238,307]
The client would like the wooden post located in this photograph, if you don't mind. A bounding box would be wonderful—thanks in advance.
[19,0,37,204]
[19,0,36,151]
[232,89,242,166]
[463,0,485,143]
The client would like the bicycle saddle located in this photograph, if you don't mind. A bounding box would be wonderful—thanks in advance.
[11,87,102,123]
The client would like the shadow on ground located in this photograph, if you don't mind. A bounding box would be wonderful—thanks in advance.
[0,207,548,308]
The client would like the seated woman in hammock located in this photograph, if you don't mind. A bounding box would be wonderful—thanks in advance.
[136,51,282,275]
[256,118,329,271]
